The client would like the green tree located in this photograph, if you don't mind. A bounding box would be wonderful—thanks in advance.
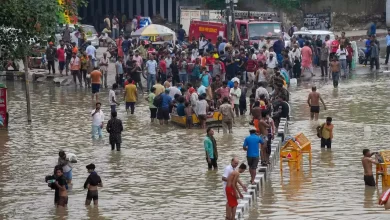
[0,0,86,123]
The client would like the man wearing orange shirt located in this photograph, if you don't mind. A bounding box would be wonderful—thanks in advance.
[70,52,82,86]
[124,79,138,115]
[90,67,102,102]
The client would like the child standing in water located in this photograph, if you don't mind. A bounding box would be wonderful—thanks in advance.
[184,102,193,129]
[330,57,341,88]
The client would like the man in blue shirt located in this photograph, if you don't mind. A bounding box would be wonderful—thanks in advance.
[177,24,186,44]
[243,127,264,184]
[158,89,173,125]
[385,29,390,65]
[218,39,227,54]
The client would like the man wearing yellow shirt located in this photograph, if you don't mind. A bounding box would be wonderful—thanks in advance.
[320,117,334,148]
[153,78,165,96]
[124,79,137,115]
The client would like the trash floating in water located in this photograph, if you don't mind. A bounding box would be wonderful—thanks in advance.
[290,78,297,86]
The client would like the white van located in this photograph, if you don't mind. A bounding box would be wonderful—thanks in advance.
[292,30,335,41]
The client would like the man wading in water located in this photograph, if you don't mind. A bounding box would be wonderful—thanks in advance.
[84,163,103,205]
[307,86,326,121]
[225,163,247,220]
[362,149,379,187]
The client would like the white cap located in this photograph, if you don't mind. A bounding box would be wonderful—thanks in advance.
[249,126,257,131]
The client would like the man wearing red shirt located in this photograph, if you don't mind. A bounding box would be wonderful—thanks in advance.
[330,36,340,59]
[56,44,66,76]
[159,57,167,83]
[206,53,215,75]
[246,56,258,85]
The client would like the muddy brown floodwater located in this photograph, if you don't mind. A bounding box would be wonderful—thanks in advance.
[1,73,390,219]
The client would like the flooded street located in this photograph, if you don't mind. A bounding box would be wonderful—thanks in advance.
[1,72,390,219]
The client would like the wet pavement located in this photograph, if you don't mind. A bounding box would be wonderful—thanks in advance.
[1,53,390,219]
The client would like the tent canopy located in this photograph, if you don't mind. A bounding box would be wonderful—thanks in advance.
[131,24,176,37]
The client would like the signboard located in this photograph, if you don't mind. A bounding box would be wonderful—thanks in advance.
[286,152,292,159]
[0,87,7,129]
[304,12,331,30]
[199,26,218,33]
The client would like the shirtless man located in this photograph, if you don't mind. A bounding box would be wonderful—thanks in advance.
[362,149,379,187]
[54,168,68,208]
[330,57,341,88]
[225,163,247,220]
[222,157,247,219]
[255,111,270,166]
[307,86,326,121]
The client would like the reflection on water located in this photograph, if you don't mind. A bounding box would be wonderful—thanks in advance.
[1,74,390,219]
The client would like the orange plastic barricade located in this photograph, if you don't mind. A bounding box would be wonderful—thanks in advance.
[376,151,390,188]
[280,139,303,171]
[295,133,312,161]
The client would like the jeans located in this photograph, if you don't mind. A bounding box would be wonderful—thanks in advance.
[386,45,390,64]
[179,73,188,84]
[320,60,328,76]
[110,105,116,112]
[126,102,135,114]
[160,73,167,84]
[48,61,55,74]
[206,158,218,169]
[72,70,82,85]
[91,125,102,139]
[340,59,348,78]
[332,72,339,88]
[112,28,119,39]
[101,70,108,88]
[147,74,156,91]
[370,57,380,70]
[233,104,239,117]
[81,69,89,86]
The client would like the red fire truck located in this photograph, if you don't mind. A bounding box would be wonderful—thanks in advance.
[186,11,286,45]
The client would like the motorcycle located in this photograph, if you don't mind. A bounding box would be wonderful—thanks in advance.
[358,47,366,65]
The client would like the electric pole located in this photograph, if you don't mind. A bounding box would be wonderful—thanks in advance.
[225,2,231,41]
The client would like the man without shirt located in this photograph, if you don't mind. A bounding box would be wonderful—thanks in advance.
[307,86,326,121]
[54,167,68,208]
[362,149,379,187]
[222,157,247,220]
[225,163,247,220]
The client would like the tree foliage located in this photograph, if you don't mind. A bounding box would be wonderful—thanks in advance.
[0,0,87,63]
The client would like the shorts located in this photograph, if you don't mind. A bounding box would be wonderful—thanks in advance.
[225,186,238,207]
[59,61,65,71]
[57,196,68,207]
[247,157,259,169]
[198,114,207,121]
[150,108,157,118]
[321,138,332,148]
[157,108,170,120]
[364,175,376,186]
[63,170,72,181]
[186,116,193,126]
[86,190,99,201]
[310,106,320,113]
[247,72,255,82]
[91,83,100,94]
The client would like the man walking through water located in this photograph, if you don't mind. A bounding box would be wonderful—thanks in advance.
[222,157,247,220]
[106,111,123,151]
[204,128,218,170]
[243,127,264,184]
[91,102,105,139]
[362,149,379,187]
[307,86,326,121]
[225,163,247,220]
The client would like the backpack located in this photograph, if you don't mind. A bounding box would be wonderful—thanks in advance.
[316,123,325,138]
[153,94,163,107]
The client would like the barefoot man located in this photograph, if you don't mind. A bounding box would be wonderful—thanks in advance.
[362,149,379,187]
[225,163,247,220]
[307,86,326,121]
[222,158,247,220]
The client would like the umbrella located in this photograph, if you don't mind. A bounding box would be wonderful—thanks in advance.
[131,24,175,37]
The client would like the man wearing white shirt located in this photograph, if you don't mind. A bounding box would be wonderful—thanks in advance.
[168,86,182,99]
[336,45,349,77]
[86,42,97,67]
[255,83,270,101]
[91,102,105,139]
[222,157,247,217]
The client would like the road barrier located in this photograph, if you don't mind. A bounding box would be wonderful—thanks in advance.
[235,118,287,220]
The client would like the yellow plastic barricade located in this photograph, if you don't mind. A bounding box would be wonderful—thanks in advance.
[376,151,390,188]
[280,139,303,171]
[295,133,312,161]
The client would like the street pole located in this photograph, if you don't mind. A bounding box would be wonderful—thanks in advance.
[226,6,231,41]
[23,56,32,123]
[230,0,239,43]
